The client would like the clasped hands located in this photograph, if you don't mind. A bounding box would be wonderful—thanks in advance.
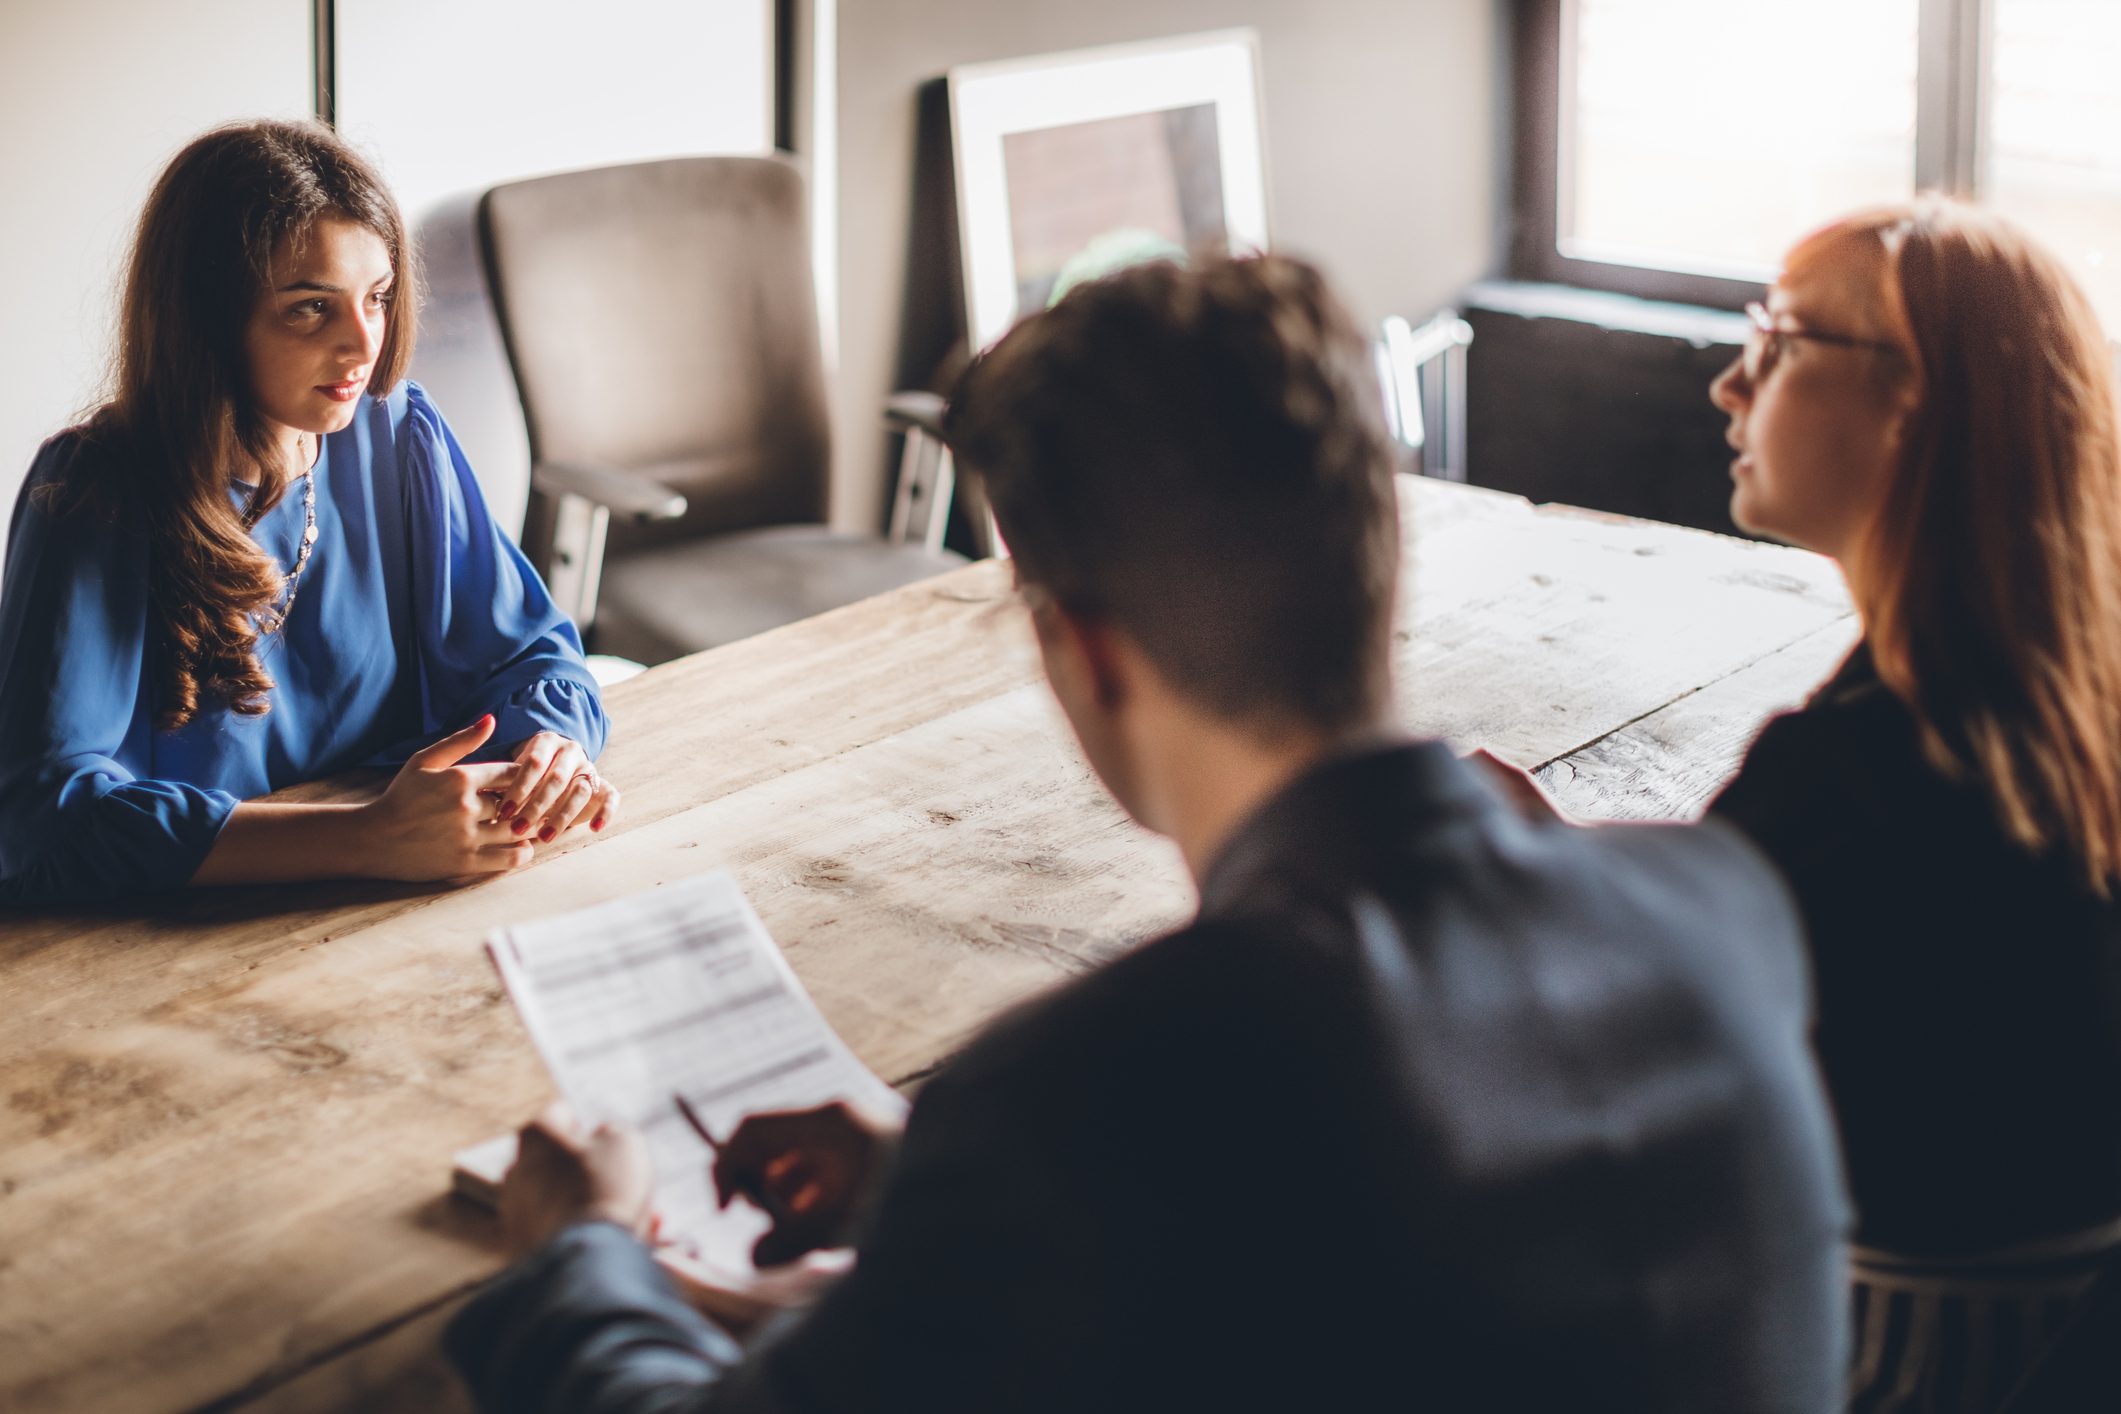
[498,1098,900,1269]
[359,716,622,881]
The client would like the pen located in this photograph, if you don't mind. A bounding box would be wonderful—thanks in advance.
[674,1090,794,1226]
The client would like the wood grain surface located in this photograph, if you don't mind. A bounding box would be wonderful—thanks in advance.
[0,479,1854,1412]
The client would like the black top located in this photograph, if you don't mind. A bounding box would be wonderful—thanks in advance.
[1711,644,2121,1256]
[448,740,1850,1413]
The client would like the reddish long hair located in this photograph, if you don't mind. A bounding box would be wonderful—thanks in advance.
[57,120,417,729]
[1836,200,2121,890]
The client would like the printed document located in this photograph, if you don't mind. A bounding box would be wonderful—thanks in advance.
[477,871,905,1289]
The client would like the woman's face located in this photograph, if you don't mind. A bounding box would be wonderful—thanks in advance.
[243,215,393,459]
[1709,229,1916,562]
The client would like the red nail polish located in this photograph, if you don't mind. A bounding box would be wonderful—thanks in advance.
[539,826,556,842]
[500,800,516,815]
[513,817,530,834]
[592,815,605,832]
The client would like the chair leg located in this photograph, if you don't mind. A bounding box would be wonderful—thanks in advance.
[889,428,960,553]
[888,427,926,544]
[1441,341,1470,483]
[924,448,957,558]
[547,492,612,633]
[1380,311,1472,482]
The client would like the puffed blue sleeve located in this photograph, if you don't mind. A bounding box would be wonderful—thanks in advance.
[0,439,239,904]
[385,386,610,764]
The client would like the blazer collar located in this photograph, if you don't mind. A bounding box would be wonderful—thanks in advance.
[1199,737,1498,916]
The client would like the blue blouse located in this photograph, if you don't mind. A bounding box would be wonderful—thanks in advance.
[0,381,608,905]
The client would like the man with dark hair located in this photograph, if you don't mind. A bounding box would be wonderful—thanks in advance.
[953,255,1401,739]
[446,254,1851,1412]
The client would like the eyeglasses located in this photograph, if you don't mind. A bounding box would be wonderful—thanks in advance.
[1741,301,1901,383]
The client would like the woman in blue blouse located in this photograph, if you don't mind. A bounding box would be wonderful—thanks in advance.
[0,120,618,905]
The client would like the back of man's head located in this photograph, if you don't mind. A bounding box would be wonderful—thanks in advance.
[945,254,1401,735]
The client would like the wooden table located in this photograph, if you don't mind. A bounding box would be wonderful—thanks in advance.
[0,479,1856,1412]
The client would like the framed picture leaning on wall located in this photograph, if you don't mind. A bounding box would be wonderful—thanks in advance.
[948,29,1271,353]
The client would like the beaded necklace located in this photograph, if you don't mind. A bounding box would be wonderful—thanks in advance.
[255,435,321,636]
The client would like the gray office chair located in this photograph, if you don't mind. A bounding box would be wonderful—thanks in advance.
[479,154,964,666]
[1377,310,1475,481]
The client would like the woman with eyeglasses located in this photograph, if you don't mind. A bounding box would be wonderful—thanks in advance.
[0,120,620,905]
[1705,200,2121,1412]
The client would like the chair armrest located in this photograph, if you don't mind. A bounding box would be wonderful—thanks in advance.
[883,390,947,441]
[533,460,689,523]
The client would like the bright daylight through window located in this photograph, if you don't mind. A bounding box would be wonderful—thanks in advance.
[1560,0,2121,329]
[1987,0,2121,330]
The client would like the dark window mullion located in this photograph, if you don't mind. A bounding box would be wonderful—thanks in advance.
[1916,0,1991,196]
[312,0,335,128]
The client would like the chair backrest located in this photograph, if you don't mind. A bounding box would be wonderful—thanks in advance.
[479,155,832,556]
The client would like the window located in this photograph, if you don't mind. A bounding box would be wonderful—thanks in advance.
[1514,0,2121,328]
[1986,0,2121,330]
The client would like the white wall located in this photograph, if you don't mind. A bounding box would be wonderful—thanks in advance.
[0,0,311,558]
[334,0,774,538]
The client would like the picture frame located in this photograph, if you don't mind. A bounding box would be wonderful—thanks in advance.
[948,29,1271,353]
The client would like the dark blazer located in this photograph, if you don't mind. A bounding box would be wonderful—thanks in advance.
[448,740,1850,1413]
[1711,644,2121,1256]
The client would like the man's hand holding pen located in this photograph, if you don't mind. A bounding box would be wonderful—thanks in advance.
[495,1092,902,1273]
[678,1095,902,1268]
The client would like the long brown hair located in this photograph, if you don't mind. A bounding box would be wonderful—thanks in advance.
[1835,200,2121,891]
[57,119,417,729]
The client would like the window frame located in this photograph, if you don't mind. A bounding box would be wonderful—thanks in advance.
[1511,0,1990,310]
